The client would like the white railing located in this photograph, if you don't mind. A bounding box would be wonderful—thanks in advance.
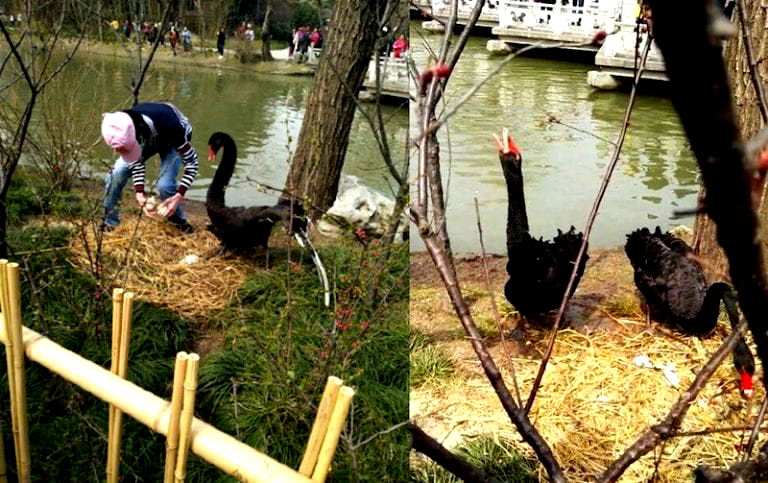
[430,0,501,24]
[365,56,409,96]
[498,0,620,33]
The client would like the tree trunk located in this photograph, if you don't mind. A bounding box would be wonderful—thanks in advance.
[261,0,273,61]
[97,1,103,42]
[283,0,382,216]
[693,2,768,278]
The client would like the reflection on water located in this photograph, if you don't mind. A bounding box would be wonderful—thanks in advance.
[37,52,406,208]
[410,35,698,253]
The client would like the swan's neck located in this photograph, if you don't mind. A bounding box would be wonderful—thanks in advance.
[501,156,530,249]
[698,282,729,331]
[207,137,237,206]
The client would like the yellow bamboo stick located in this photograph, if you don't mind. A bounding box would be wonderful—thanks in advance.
[0,323,312,482]
[311,386,355,483]
[0,261,19,469]
[299,376,343,476]
[7,264,30,482]
[174,353,199,482]
[108,292,134,482]
[164,352,188,483]
[106,288,123,483]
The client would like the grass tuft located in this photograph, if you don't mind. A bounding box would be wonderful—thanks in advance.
[411,436,538,482]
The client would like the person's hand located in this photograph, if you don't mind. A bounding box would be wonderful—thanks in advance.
[157,193,183,218]
[135,192,156,217]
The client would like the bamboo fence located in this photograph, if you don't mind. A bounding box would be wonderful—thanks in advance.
[0,261,28,482]
[0,269,355,482]
[164,352,189,482]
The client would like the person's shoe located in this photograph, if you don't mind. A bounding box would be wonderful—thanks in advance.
[171,220,195,234]
[101,222,118,232]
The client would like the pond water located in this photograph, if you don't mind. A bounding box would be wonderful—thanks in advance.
[32,49,407,208]
[409,34,698,254]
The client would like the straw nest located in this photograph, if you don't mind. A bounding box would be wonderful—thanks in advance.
[67,215,264,317]
[411,320,764,482]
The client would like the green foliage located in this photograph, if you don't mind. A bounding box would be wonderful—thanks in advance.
[410,331,455,387]
[411,437,539,482]
[191,242,409,481]
[6,172,86,227]
[0,223,193,480]
[0,173,408,480]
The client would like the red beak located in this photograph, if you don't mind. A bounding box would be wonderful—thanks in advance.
[208,146,216,162]
[493,128,522,158]
[739,368,754,399]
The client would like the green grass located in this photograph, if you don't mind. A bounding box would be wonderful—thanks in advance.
[1,220,192,481]
[410,331,455,388]
[0,173,409,481]
[187,243,409,481]
[411,437,538,482]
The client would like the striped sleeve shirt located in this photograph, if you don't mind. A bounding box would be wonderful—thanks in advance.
[128,102,199,195]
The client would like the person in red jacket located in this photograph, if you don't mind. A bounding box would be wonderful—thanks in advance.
[392,34,408,58]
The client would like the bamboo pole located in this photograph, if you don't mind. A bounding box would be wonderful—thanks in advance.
[299,376,343,476]
[0,261,19,470]
[0,322,313,482]
[164,352,188,483]
[106,288,123,482]
[174,353,199,482]
[311,386,355,483]
[107,291,134,483]
[6,263,29,482]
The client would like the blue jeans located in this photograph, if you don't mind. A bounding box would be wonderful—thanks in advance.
[103,148,188,227]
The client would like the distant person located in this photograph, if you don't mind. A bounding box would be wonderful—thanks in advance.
[168,26,178,56]
[291,27,302,59]
[141,21,150,43]
[310,27,323,49]
[244,23,255,41]
[217,28,226,59]
[392,34,408,58]
[297,26,311,62]
[122,19,132,38]
[236,21,246,40]
[110,19,119,31]
[181,26,192,54]
[101,102,198,233]
[289,27,296,57]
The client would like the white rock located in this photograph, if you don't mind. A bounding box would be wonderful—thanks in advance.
[587,70,621,90]
[486,39,512,55]
[422,20,445,33]
[318,175,407,242]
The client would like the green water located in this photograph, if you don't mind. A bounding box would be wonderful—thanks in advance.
[410,35,698,253]
[31,50,407,208]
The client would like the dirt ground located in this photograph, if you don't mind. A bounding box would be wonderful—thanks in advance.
[410,249,764,482]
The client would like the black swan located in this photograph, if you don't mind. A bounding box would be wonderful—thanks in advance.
[495,128,589,318]
[206,132,306,252]
[625,227,755,397]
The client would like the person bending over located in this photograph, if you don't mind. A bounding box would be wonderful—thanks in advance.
[101,102,198,233]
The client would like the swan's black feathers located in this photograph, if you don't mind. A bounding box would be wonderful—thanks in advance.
[206,132,306,252]
[625,227,713,333]
[497,132,588,318]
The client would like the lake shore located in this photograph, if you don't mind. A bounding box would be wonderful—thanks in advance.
[65,37,316,76]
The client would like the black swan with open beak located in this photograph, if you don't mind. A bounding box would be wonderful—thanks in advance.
[495,128,589,319]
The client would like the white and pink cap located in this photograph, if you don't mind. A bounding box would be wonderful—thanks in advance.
[101,112,142,163]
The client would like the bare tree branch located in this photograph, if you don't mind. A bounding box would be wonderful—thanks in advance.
[525,35,653,414]
[474,196,522,406]
[409,423,504,483]
[598,320,747,481]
